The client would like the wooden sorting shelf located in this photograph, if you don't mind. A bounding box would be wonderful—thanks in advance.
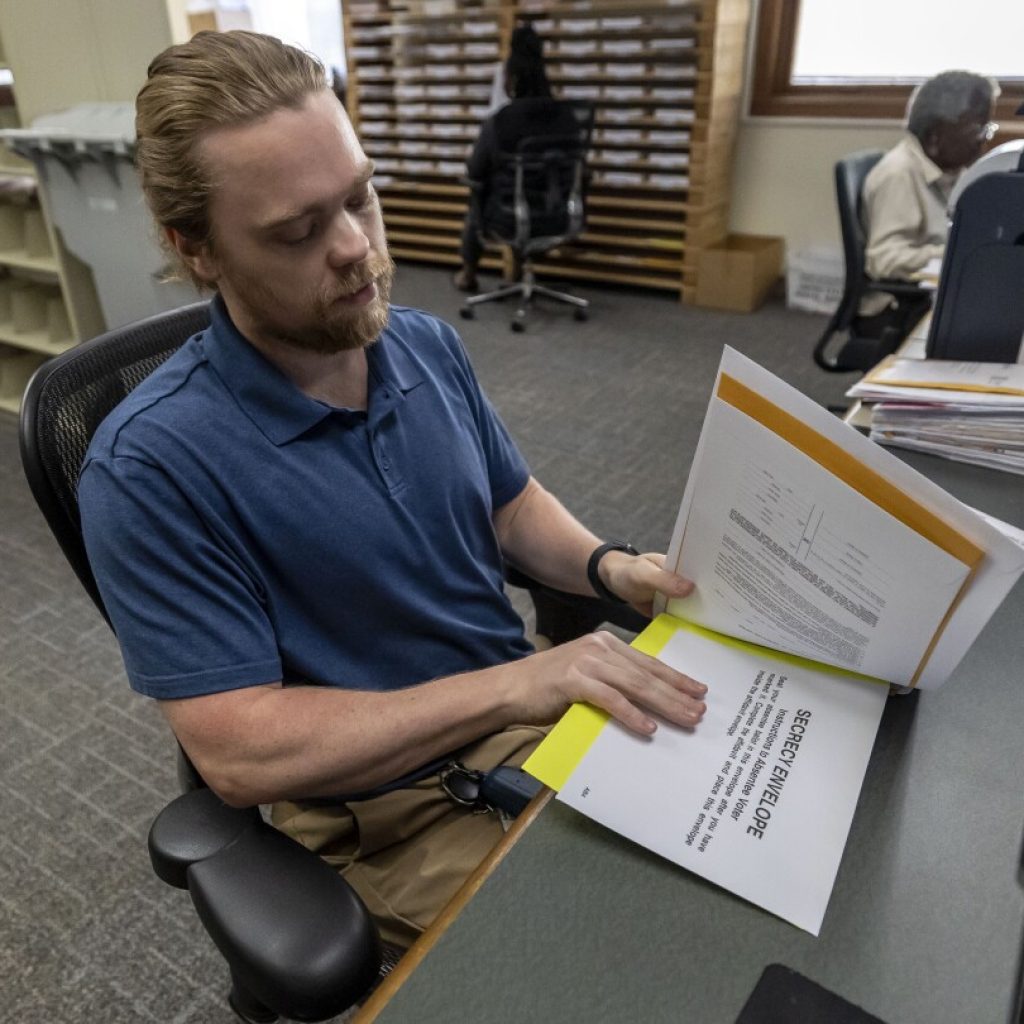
[0,198,59,276]
[345,0,749,303]
[0,344,45,413]
[0,277,73,349]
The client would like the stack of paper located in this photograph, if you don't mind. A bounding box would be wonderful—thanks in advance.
[847,357,1024,475]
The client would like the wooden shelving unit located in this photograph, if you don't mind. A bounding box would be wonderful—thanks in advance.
[346,0,510,275]
[0,0,175,415]
[344,0,750,302]
[0,27,74,414]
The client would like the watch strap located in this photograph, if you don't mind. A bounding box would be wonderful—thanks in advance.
[587,541,639,604]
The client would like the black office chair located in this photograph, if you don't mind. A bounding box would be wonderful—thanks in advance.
[460,110,593,333]
[814,149,930,372]
[19,301,647,1022]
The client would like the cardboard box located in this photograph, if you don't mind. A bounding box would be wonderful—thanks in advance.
[695,234,785,313]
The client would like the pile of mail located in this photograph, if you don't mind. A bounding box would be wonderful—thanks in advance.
[847,357,1024,476]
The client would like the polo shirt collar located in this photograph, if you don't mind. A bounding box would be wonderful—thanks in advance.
[203,295,422,445]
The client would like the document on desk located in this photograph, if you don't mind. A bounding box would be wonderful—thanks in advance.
[847,358,1024,475]
[557,618,887,936]
[524,347,1024,935]
[850,356,1024,404]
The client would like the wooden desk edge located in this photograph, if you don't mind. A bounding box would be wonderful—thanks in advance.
[354,786,555,1022]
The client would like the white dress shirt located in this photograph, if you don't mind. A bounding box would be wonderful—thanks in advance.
[859,133,958,315]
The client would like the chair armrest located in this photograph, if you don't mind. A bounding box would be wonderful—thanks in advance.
[866,278,929,299]
[149,789,382,1020]
[149,787,261,889]
[506,564,649,645]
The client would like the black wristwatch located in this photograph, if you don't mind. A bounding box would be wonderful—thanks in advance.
[587,541,640,604]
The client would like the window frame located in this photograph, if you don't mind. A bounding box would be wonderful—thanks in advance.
[750,0,1024,128]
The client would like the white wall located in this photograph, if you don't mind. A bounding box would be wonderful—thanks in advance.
[3,0,174,122]
[729,121,904,253]
[726,1,905,258]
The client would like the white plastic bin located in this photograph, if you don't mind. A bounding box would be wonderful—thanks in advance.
[786,245,845,315]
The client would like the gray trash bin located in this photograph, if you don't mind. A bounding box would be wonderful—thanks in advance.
[0,102,198,332]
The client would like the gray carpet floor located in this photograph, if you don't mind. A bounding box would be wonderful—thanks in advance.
[0,263,847,1022]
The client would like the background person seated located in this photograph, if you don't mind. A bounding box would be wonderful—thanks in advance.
[453,24,580,293]
[857,70,999,341]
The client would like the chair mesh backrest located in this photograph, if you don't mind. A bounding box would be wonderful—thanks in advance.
[835,149,884,289]
[520,134,585,219]
[483,100,592,244]
[20,301,211,618]
[488,132,588,249]
[564,99,595,147]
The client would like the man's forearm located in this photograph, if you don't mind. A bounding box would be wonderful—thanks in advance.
[164,624,709,809]
[162,663,521,807]
[494,476,605,596]
[866,237,942,282]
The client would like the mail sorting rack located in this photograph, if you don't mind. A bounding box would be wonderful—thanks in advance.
[344,0,751,302]
[0,194,74,412]
[346,0,510,279]
[0,19,105,414]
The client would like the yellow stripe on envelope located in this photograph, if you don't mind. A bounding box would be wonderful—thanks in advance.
[523,613,889,792]
[717,374,983,568]
[865,356,1024,396]
[522,615,679,791]
[523,613,891,791]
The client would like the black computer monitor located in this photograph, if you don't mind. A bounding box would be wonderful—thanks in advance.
[926,168,1024,362]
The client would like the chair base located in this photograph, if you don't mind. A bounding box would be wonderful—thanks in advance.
[228,972,278,1023]
[460,264,589,332]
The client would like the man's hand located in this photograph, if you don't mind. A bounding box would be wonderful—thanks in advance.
[599,550,694,618]
[503,630,707,736]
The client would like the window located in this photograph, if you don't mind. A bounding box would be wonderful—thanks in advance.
[751,0,1024,124]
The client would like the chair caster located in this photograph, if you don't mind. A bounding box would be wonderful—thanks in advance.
[459,306,474,320]
[510,319,525,333]
[574,308,588,322]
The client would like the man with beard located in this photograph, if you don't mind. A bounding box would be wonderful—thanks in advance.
[78,31,707,947]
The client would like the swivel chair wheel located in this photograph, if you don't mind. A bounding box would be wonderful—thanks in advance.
[510,319,525,333]
[459,306,475,320]
[573,309,588,322]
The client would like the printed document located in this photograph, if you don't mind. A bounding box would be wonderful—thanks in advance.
[526,347,1024,936]
[557,621,887,935]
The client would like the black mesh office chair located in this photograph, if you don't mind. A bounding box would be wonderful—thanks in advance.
[814,149,930,372]
[460,104,593,333]
[19,301,647,1022]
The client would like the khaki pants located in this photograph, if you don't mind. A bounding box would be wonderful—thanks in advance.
[271,725,546,948]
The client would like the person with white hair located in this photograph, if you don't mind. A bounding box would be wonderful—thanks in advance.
[856,70,999,340]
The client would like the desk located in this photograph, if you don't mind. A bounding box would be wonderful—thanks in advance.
[359,453,1024,1024]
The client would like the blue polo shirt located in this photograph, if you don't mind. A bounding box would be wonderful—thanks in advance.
[79,298,533,700]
